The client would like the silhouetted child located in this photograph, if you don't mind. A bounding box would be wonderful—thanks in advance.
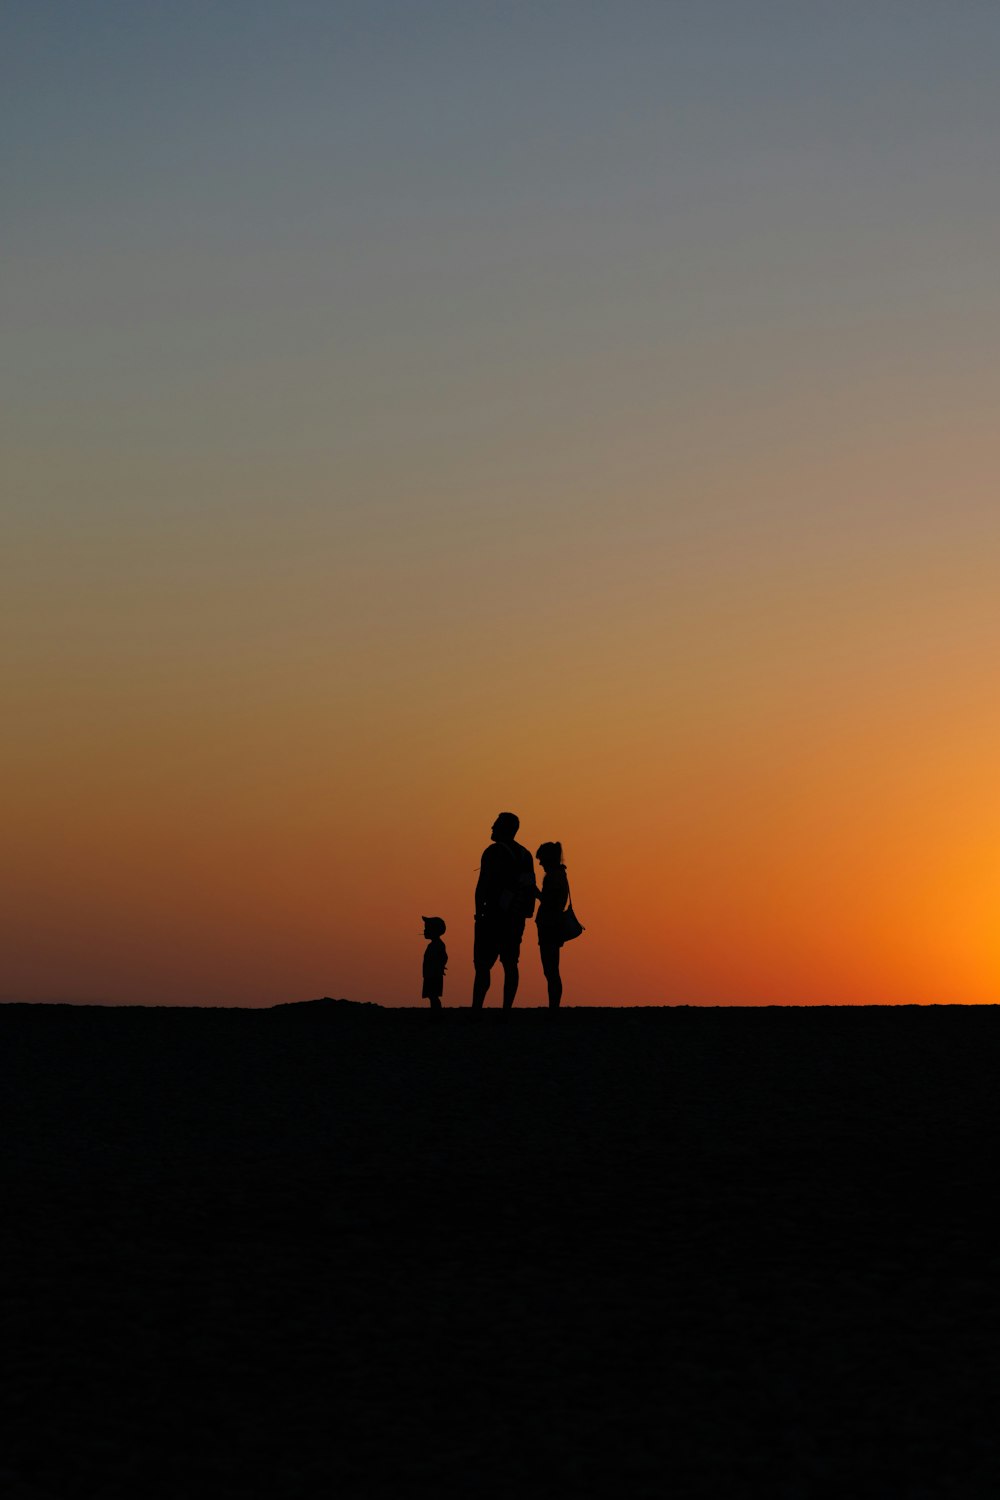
[422,917,447,1009]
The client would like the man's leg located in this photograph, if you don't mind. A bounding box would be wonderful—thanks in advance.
[500,921,525,1009]
[472,923,498,1008]
[472,961,492,1009]
[500,956,519,1009]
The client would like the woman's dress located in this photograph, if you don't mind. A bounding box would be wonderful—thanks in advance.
[535,867,569,949]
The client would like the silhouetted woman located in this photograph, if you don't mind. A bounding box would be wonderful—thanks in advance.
[534,842,569,1009]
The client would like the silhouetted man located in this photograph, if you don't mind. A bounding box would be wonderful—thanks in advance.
[472,812,536,1009]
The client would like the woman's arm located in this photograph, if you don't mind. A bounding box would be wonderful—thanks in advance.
[537,871,568,915]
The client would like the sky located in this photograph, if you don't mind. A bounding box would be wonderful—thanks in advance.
[5,1,1000,1006]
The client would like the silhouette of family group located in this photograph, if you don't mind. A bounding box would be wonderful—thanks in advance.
[422,812,583,1010]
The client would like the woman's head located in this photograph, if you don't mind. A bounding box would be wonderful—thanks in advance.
[535,841,563,871]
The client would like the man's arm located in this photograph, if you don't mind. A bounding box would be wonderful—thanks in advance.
[516,845,538,914]
[474,849,491,917]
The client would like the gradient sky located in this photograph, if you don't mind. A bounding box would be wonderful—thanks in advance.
[5,2,1000,1006]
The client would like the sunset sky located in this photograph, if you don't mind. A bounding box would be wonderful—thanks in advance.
[5,2,1000,1006]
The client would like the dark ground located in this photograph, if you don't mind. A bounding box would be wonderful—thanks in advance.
[2,1002,997,1497]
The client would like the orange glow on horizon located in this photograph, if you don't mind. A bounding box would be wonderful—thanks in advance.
[7,8,1000,1008]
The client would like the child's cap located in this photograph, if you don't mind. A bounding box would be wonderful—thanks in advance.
[422,915,446,936]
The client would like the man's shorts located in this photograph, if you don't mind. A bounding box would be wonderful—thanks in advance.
[474,917,526,970]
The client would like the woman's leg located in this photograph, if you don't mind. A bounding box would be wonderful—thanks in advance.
[540,941,563,1009]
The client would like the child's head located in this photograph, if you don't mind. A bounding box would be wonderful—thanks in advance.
[422,916,446,939]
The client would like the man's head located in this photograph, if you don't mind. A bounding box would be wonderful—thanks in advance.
[491,811,520,843]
